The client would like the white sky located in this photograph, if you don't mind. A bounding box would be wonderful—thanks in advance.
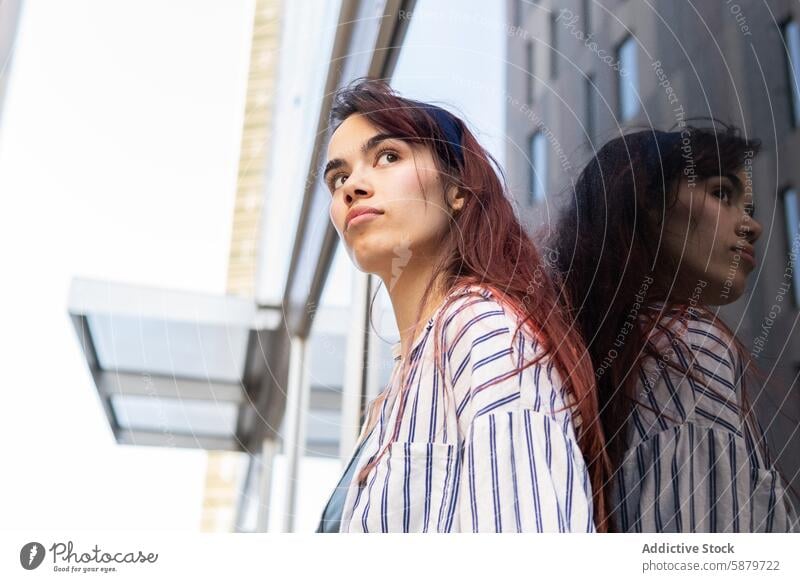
[0,0,254,530]
[0,0,506,531]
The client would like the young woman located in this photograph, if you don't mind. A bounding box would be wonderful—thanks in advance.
[315,78,610,533]
[551,125,799,532]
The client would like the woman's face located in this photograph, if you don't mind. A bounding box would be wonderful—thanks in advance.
[325,113,458,280]
[660,167,762,305]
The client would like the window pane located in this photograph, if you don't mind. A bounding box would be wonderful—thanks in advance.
[111,395,239,437]
[582,0,591,33]
[526,39,535,106]
[784,21,800,127]
[87,314,249,383]
[530,131,547,204]
[585,73,596,142]
[617,36,639,121]
[784,188,800,307]
[550,12,558,79]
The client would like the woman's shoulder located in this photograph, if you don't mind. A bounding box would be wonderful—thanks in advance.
[438,284,527,333]
[435,283,545,357]
[640,302,743,388]
[440,283,500,315]
[390,285,512,362]
[643,302,738,355]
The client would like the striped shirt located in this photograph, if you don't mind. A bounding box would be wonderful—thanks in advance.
[611,306,800,532]
[328,284,594,533]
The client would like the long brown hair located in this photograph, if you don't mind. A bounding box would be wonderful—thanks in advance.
[327,77,612,530]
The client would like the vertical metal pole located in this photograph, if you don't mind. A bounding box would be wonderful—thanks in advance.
[281,335,310,533]
[255,438,278,532]
[339,270,370,463]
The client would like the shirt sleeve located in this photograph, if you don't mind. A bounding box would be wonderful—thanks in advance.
[442,294,595,532]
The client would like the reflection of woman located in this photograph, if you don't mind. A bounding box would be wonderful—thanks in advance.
[552,126,799,532]
[315,78,610,533]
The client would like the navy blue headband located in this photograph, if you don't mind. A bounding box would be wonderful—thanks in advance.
[651,130,681,154]
[643,130,682,182]
[418,103,465,168]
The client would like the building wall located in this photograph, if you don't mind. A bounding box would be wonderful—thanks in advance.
[506,0,800,501]
[201,0,283,533]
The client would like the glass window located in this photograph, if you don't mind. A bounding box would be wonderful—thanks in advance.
[783,20,800,127]
[617,35,640,121]
[87,314,249,383]
[784,188,800,306]
[585,73,596,142]
[513,0,522,27]
[111,395,239,437]
[526,39,535,106]
[530,131,547,205]
[550,11,558,79]
[582,0,591,33]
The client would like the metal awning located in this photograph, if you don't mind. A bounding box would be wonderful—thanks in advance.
[68,277,283,452]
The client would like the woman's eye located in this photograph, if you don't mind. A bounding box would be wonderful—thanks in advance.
[377,150,398,165]
[712,187,731,203]
[328,150,398,193]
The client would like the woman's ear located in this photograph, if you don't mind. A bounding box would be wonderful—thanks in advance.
[653,178,684,228]
[447,184,465,212]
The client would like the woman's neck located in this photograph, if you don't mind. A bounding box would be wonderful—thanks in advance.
[381,260,447,358]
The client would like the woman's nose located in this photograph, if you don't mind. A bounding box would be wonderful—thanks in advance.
[343,172,372,204]
[345,187,369,204]
[738,213,762,243]
[749,217,763,243]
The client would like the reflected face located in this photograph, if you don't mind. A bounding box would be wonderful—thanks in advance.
[324,113,457,279]
[661,167,763,305]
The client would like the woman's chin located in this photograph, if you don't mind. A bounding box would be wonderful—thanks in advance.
[705,279,746,306]
[347,247,393,277]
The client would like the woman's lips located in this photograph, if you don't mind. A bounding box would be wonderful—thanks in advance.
[735,246,756,266]
[346,211,382,231]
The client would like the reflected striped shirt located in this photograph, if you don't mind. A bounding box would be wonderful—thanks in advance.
[328,284,594,533]
[611,306,800,532]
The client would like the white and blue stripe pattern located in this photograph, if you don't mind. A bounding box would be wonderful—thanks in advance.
[334,285,594,532]
[610,307,800,532]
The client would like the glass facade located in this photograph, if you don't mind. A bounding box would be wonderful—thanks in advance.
[530,131,547,205]
[784,20,800,127]
[617,35,639,122]
[784,188,800,307]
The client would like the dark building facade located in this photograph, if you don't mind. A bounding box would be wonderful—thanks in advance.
[506,0,800,502]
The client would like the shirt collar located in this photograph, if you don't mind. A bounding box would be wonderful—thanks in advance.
[389,284,491,362]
